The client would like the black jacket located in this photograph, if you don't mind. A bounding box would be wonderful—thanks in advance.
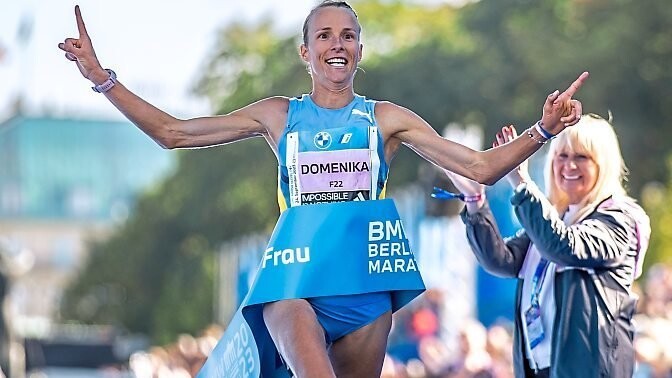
[460,182,649,378]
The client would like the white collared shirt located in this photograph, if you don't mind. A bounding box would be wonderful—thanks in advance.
[518,205,579,370]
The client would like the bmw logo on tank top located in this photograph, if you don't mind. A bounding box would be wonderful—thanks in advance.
[277,94,389,211]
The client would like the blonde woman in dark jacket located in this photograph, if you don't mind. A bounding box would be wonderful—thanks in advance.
[445,114,650,378]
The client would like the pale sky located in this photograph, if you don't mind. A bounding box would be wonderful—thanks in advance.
[0,0,318,121]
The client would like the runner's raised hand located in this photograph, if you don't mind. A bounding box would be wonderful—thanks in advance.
[58,5,106,83]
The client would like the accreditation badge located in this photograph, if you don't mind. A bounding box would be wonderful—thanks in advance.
[525,304,545,349]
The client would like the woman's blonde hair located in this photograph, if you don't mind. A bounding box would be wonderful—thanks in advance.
[544,114,628,223]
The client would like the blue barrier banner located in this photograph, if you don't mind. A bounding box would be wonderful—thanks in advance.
[198,199,425,377]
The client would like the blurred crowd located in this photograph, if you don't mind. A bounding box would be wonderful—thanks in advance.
[126,325,221,378]
[381,288,513,378]
[119,263,672,378]
[632,263,672,378]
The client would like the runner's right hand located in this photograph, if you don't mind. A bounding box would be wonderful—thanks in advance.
[58,5,108,84]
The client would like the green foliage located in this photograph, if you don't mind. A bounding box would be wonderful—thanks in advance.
[641,155,672,271]
[461,0,672,193]
[354,0,472,59]
[195,20,310,110]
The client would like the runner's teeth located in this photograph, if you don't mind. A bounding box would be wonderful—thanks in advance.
[327,58,347,67]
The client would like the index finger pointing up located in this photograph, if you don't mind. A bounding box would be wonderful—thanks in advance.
[563,71,590,98]
[75,5,89,38]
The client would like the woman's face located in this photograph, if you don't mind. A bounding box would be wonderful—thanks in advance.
[300,7,362,90]
[552,148,599,204]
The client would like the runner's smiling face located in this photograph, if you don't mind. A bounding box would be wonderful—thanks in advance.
[300,6,362,91]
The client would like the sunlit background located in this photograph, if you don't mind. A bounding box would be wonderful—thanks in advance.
[1,0,671,377]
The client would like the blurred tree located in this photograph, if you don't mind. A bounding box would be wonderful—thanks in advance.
[459,0,672,195]
[641,155,672,271]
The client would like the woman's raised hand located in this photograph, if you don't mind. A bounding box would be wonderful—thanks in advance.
[443,169,485,197]
[493,125,531,188]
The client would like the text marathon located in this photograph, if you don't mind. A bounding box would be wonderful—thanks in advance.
[368,220,417,274]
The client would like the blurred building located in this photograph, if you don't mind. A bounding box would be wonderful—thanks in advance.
[0,113,175,334]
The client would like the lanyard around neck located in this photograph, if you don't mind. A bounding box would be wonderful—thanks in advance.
[530,258,550,306]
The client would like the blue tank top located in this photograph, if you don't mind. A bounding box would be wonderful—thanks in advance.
[277,94,389,211]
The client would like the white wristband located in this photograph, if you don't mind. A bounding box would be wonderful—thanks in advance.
[92,69,117,93]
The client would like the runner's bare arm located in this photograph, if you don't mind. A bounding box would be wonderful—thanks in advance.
[59,5,288,149]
